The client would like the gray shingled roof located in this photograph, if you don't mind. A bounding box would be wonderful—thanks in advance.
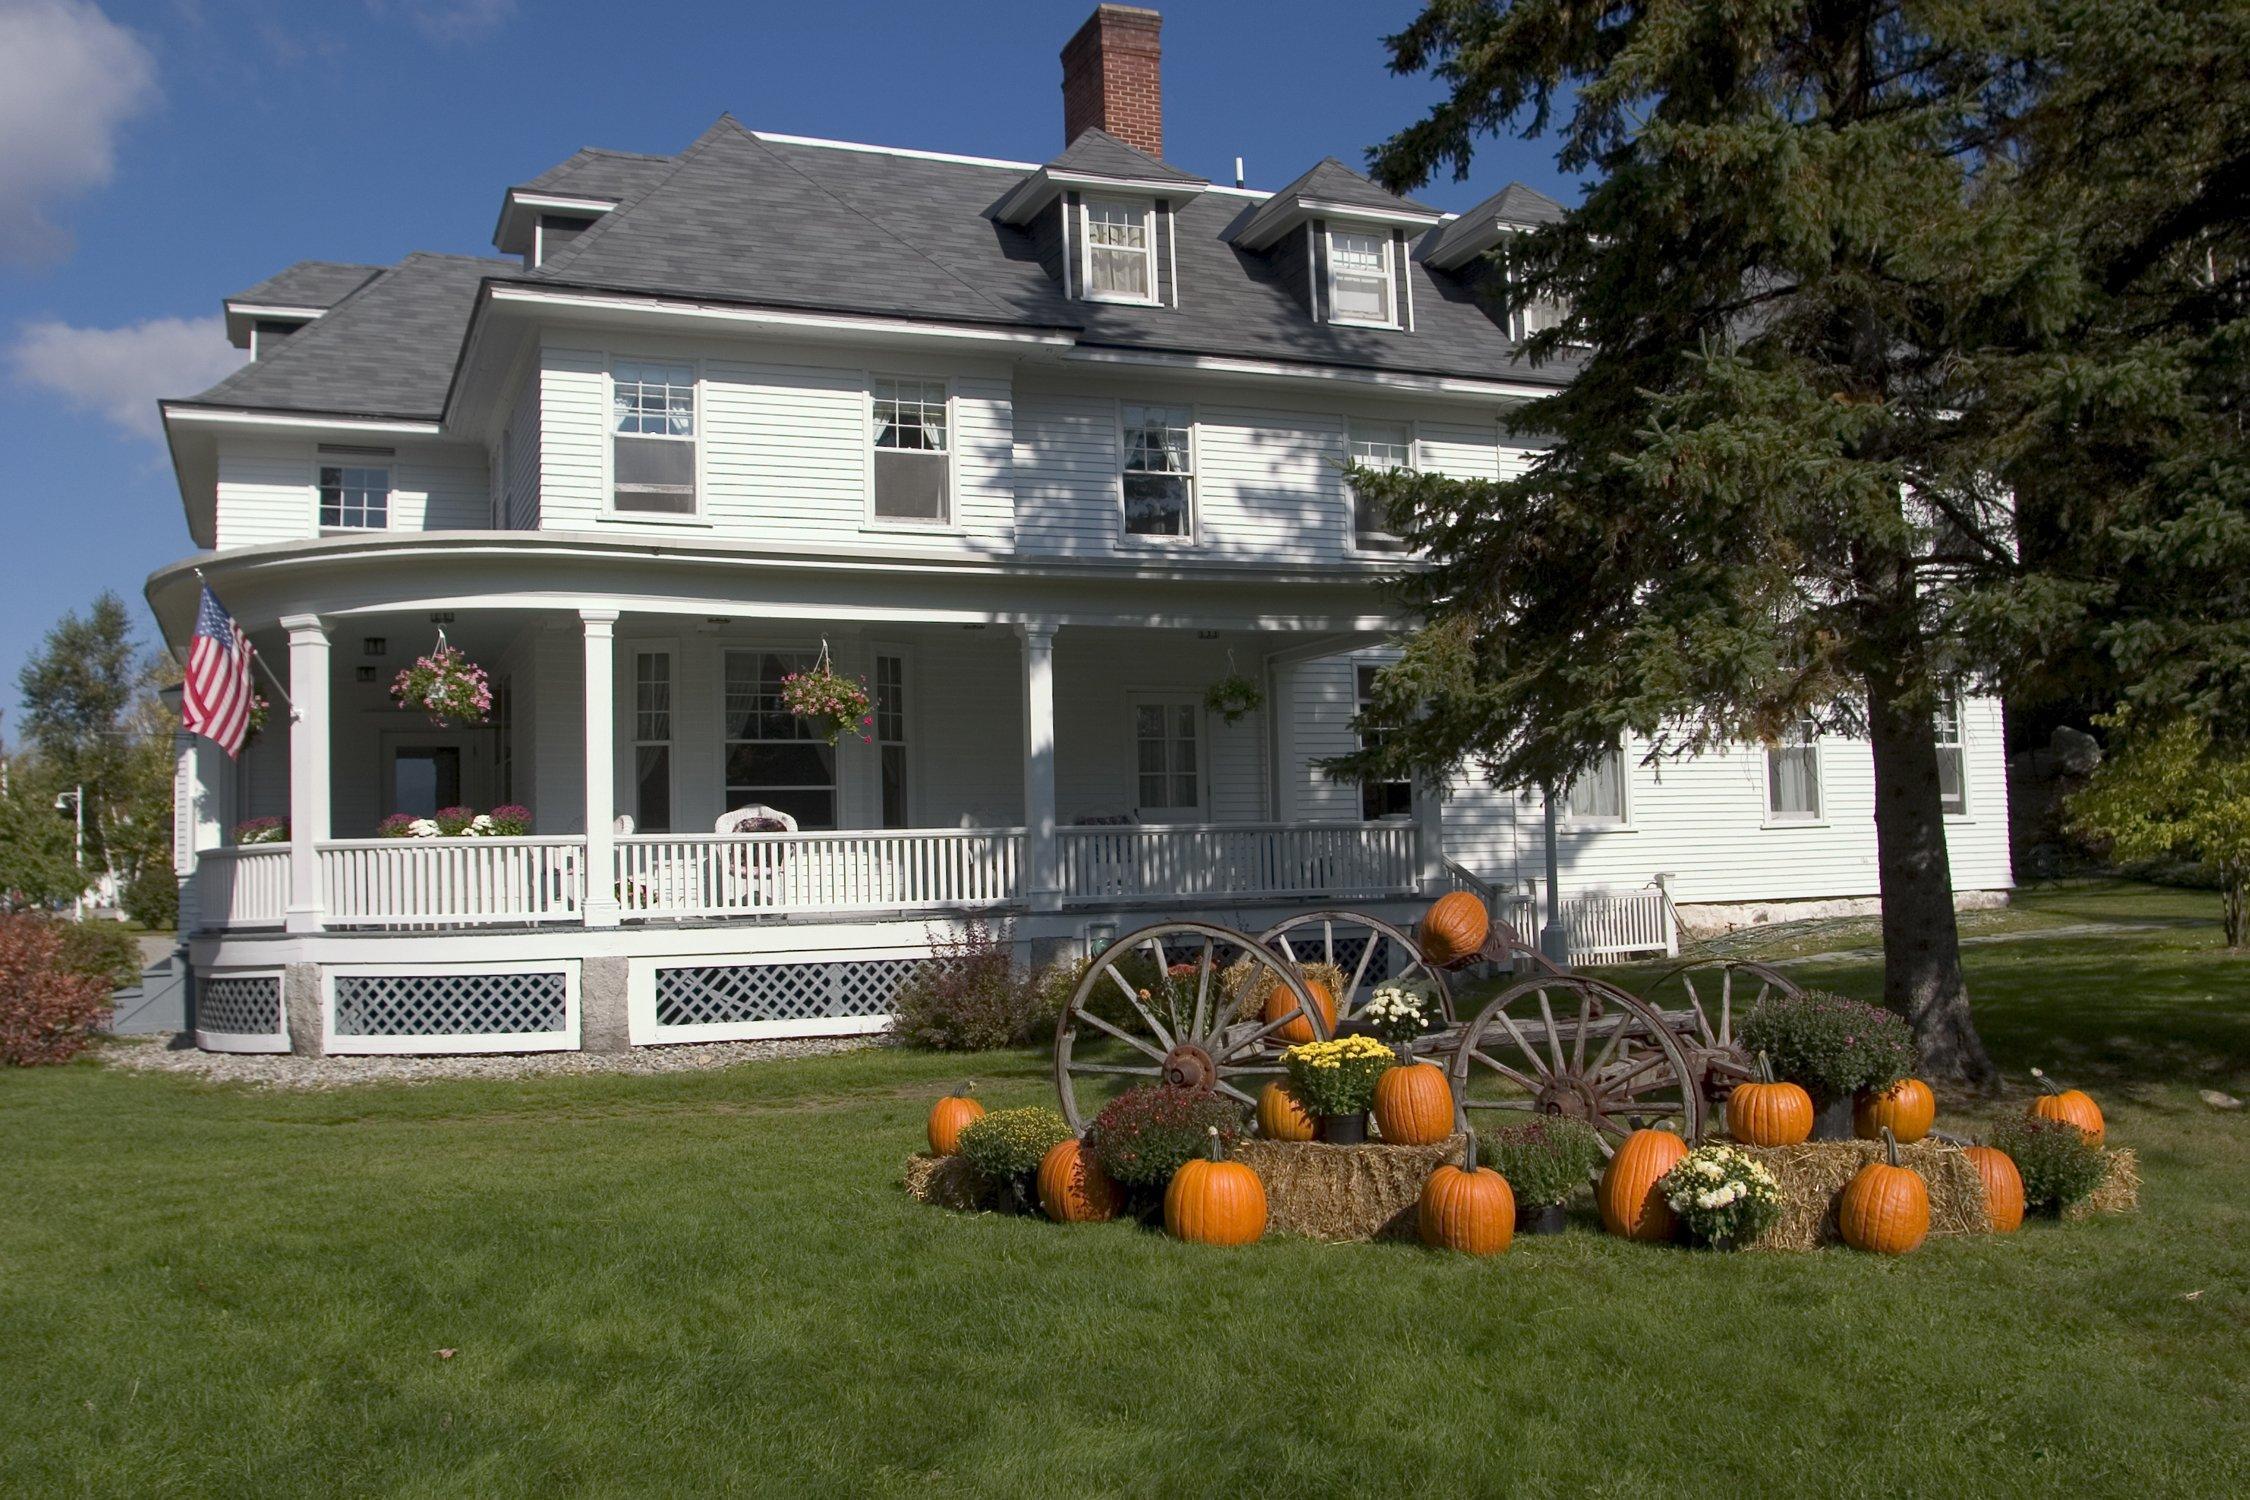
[1486,182,1566,225]
[191,253,513,418]
[1046,128,1206,185]
[1423,181,1570,269]
[517,146,676,202]
[181,121,1575,421]
[1267,158,1438,217]
[225,260,384,309]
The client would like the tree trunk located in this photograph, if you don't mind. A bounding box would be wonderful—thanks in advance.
[2223,861,2246,949]
[1865,674,1998,1088]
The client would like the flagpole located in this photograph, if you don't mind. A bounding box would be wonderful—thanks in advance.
[193,568,297,716]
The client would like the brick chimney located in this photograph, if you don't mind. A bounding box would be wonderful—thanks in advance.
[1061,6,1165,158]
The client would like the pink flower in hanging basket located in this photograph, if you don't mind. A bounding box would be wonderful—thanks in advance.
[391,643,492,726]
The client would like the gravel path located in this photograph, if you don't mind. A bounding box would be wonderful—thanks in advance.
[98,1033,892,1090]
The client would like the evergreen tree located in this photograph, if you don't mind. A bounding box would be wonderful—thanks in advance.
[1339,0,2128,1083]
[16,592,147,872]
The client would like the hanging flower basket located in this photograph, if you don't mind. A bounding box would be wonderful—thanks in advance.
[391,642,492,726]
[1203,671,1264,725]
[781,650,873,747]
[245,693,271,742]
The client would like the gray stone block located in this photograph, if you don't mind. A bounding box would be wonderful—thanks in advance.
[283,962,325,1056]
[581,956,631,1054]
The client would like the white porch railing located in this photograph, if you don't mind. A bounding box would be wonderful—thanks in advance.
[614,829,1025,920]
[320,837,588,928]
[1057,822,1419,903]
[1562,886,1680,964]
[194,845,290,929]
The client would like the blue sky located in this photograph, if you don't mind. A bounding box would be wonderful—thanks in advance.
[0,0,1576,736]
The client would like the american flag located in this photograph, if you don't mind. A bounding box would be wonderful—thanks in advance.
[184,585,256,758]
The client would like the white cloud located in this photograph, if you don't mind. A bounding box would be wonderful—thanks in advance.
[368,0,515,44]
[0,1,159,266]
[8,317,244,440]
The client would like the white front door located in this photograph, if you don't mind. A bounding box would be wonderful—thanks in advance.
[1129,694,1206,823]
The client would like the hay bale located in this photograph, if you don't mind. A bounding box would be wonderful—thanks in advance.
[1219,957,1347,1022]
[1734,1139,1989,1251]
[1234,1135,1467,1242]
[903,1152,994,1212]
[2065,1148,2141,1221]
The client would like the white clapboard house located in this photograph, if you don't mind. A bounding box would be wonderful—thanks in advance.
[148,6,2010,1057]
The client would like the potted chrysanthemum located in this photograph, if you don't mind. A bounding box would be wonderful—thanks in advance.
[1658,1143,1783,1250]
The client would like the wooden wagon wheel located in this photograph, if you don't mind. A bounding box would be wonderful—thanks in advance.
[1053,921,1330,1134]
[1448,975,1707,1152]
[1256,910,1457,1028]
[1635,959,1804,1106]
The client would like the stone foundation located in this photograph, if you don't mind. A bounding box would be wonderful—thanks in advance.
[1676,889,2010,942]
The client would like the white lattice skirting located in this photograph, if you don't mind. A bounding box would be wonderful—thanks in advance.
[633,956,916,1045]
[194,972,288,1053]
[323,963,581,1055]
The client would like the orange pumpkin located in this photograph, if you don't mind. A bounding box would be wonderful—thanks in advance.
[1962,1144,2024,1234]
[1256,1079,1318,1142]
[1418,890,1490,966]
[1598,1128,1687,1242]
[1037,1137,1123,1223]
[1838,1127,1930,1254]
[1855,1077,1937,1144]
[1728,1051,1814,1146]
[1262,976,1336,1045]
[1419,1136,1514,1255]
[2030,1068,2105,1147]
[1374,1058,1456,1145]
[1164,1128,1267,1246]
[927,1084,985,1156]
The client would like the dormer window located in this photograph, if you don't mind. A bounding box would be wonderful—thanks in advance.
[1327,229,1396,327]
[1082,198,1157,303]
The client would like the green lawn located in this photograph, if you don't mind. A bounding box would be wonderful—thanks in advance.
[4,883,2245,1497]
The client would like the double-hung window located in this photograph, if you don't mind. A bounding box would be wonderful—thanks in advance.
[1357,665,1412,820]
[1766,719,1823,822]
[1564,745,1628,825]
[871,378,950,523]
[1083,198,1155,302]
[611,359,696,514]
[1121,404,1193,539]
[1327,229,1395,325]
[1347,419,1413,551]
[634,651,673,833]
[875,652,909,828]
[1934,696,1968,815]
[318,457,391,531]
[723,649,835,830]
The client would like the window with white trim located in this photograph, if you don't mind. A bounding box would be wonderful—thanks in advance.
[723,649,834,830]
[1766,720,1823,822]
[1347,419,1413,551]
[1121,404,1193,538]
[610,359,696,514]
[634,651,673,833]
[1133,699,1201,817]
[1327,229,1395,325]
[871,378,949,523]
[875,652,908,829]
[318,462,391,530]
[1082,198,1156,302]
[1564,746,1628,824]
[1934,696,1968,815]
[1357,664,1412,820]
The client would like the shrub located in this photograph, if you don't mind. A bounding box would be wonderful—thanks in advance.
[1990,1116,2108,1214]
[891,921,1047,1050]
[1479,1117,1604,1207]
[122,862,178,931]
[59,921,143,990]
[1281,1034,1396,1117]
[1739,990,1916,1104]
[956,1107,1073,1182]
[1660,1144,1784,1247]
[232,816,287,845]
[0,913,116,1065]
[1085,1085,1245,1186]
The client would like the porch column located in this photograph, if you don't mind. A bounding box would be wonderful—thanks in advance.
[168,703,225,931]
[1412,774,1446,896]
[581,609,621,928]
[281,614,329,934]
[1020,622,1061,912]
